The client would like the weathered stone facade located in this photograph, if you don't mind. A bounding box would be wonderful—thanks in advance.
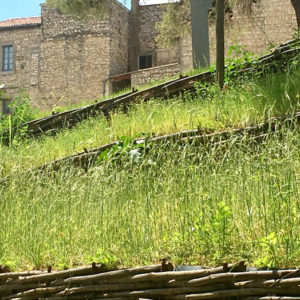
[208,0,297,64]
[0,0,129,109]
[0,0,297,109]
[131,63,180,87]
[0,20,41,101]
[39,2,129,107]
[138,3,179,67]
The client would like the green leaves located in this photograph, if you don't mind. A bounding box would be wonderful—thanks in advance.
[97,135,148,165]
[46,0,112,19]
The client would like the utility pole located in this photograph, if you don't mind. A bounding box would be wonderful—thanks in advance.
[216,0,225,89]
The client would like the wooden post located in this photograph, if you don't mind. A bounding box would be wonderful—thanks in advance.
[216,0,225,89]
[291,0,300,29]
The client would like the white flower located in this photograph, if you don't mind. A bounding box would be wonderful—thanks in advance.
[129,149,141,163]
[136,139,145,144]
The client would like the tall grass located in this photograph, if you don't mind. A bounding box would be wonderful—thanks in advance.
[0,126,299,270]
[1,69,299,177]
[0,67,299,271]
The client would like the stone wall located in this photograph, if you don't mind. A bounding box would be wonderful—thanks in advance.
[175,0,297,70]
[0,1,130,109]
[39,4,112,109]
[138,4,179,68]
[109,1,130,76]
[131,63,179,87]
[0,25,41,101]
[135,0,297,78]
[208,0,297,63]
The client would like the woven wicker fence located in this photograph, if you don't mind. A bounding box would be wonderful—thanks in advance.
[1,261,300,299]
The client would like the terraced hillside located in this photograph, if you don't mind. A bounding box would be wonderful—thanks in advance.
[0,44,299,271]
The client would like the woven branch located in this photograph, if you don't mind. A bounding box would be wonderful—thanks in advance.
[1,263,300,300]
[123,265,234,283]
[169,287,300,299]
[52,284,226,299]
[0,282,46,294]
[54,282,158,296]
[235,277,300,288]
[244,297,300,300]
[188,270,300,286]
[14,263,107,284]
[50,264,163,286]
[2,286,66,300]
[0,271,45,282]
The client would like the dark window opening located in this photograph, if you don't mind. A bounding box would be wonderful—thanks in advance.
[139,55,152,70]
[2,45,14,72]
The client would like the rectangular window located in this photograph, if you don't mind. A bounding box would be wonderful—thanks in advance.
[139,55,152,70]
[2,45,14,72]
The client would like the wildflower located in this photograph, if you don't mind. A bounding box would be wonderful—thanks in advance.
[129,149,141,163]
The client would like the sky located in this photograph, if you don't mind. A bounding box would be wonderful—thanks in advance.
[0,0,175,21]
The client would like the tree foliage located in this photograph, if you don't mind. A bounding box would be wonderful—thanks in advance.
[155,0,191,46]
[156,0,236,47]
[156,0,300,47]
[45,0,123,18]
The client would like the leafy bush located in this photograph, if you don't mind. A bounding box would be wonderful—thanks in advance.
[0,91,36,145]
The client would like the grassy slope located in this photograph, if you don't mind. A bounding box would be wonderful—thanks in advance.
[0,68,299,271]
[1,69,300,177]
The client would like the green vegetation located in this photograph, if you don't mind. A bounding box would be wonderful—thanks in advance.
[1,68,299,177]
[0,58,299,271]
[1,126,299,270]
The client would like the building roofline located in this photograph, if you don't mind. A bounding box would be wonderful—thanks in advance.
[0,23,41,31]
[0,16,41,30]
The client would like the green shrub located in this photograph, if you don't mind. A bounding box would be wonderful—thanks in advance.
[0,91,36,145]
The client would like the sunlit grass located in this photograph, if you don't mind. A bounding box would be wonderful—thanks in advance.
[0,127,299,271]
[1,69,299,176]
[0,66,299,271]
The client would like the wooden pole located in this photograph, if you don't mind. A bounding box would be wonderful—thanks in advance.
[291,0,300,28]
[216,0,225,89]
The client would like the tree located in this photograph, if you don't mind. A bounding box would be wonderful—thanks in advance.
[156,0,235,47]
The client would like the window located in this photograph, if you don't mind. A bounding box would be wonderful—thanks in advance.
[2,45,14,72]
[139,55,152,70]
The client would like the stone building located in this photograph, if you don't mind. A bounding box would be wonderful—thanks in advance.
[0,0,297,110]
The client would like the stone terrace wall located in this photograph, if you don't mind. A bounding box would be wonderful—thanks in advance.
[131,63,180,87]
[0,25,41,102]
[138,4,179,67]
[208,0,297,63]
